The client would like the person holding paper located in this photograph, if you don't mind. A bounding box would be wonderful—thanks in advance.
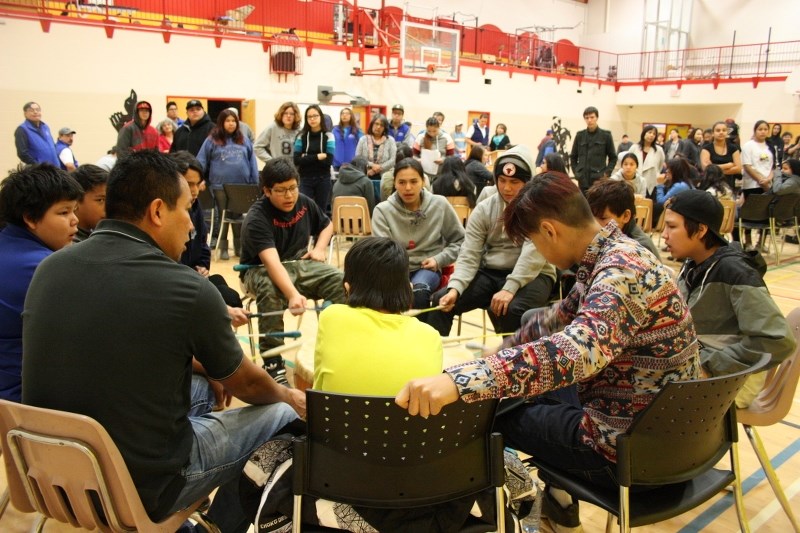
[412,116,455,182]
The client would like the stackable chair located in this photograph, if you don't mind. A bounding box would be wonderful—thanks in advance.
[0,400,218,532]
[445,196,472,228]
[737,307,800,531]
[769,194,800,265]
[633,196,653,233]
[292,391,505,533]
[528,353,771,533]
[215,183,261,259]
[719,197,736,240]
[197,185,216,244]
[738,193,775,258]
[328,196,372,265]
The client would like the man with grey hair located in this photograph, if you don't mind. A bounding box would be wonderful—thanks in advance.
[14,101,60,166]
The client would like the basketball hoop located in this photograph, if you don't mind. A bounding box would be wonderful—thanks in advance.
[426,63,437,74]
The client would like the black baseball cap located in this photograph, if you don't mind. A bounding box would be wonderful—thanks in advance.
[666,190,727,244]
[186,99,203,110]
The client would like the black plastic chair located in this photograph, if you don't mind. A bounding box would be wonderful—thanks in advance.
[197,186,215,244]
[770,194,800,264]
[216,183,261,258]
[291,391,506,533]
[528,353,771,533]
[738,193,775,256]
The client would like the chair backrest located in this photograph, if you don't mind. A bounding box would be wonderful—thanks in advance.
[738,307,800,427]
[616,353,771,487]
[445,196,471,228]
[295,391,502,508]
[0,400,152,531]
[197,186,215,211]
[331,196,372,237]
[770,194,800,223]
[719,198,736,235]
[739,193,775,221]
[651,209,665,234]
[633,197,653,233]
[221,183,261,213]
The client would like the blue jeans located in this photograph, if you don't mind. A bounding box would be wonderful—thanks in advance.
[410,268,442,310]
[188,374,218,418]
[493,397,618,489]
[165,402,298,530]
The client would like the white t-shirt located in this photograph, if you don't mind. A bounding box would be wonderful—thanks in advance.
[58,147,76,167]
[741,140,773,190]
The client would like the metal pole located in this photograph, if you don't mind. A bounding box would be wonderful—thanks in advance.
[764,27,772,77]
[728,30,736,78]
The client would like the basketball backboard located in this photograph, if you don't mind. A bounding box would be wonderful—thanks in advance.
[399,21,460,82]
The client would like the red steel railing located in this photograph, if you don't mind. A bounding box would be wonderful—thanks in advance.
[1,0,797,84]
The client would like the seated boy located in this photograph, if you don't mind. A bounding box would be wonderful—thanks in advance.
[240,157,345,384]
[663,190,795,408]
[0,164,83,401]
[586,178,660,259]
[71,164,108,242]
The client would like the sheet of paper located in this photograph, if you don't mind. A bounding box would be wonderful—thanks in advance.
[420,148,441,175]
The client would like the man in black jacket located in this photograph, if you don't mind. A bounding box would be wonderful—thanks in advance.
[171,99,214,156]
[569,106,617,192]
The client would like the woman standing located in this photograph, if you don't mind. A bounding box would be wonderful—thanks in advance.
[355,114,396,180]
[412,117,455,181]
[767,123,785,169]
[197,109,258,259]
[156,119,176,154]
[294,104,335,213]
[372,158,465,313]
[741,120,774,194]
[700,121,742,192]
[253,101,301,162]
[489,123,511,151]
[628,125,666,196]
[680,127,703,169]
[332,107,363,171]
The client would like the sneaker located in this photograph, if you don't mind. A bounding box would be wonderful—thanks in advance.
[540,488,583,533]
[262,355,290,387]
[219,249,230,260]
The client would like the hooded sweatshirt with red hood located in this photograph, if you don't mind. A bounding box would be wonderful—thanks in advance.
[116,101,159,154]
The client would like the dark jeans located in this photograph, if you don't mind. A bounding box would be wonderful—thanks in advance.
[300,174,332,215]
[493,396,618,489]
[427,269,554,336]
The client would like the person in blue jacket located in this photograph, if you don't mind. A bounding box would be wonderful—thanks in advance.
[14,101,60,166]
[331,107,363,171]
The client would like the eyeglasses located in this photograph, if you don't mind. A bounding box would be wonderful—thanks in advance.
[306,114,321,119]
[271,185,299,197]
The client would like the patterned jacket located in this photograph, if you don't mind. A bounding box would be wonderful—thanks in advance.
[444,223,700,462]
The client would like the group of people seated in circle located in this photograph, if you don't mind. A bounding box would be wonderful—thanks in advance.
[2,97,798,533]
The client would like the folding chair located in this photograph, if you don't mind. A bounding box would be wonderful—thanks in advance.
[738,193,775,257]
[445,196,472,228]
[719,197,736,239]
[528,353,771,533]
[328,196,372,265]
[633,197,653,233]
[0,400,218,532]
[770,194,800,265]
[215,183,261,259]
[737,307,800,531]
[197,186,215,245]
[292,391,505,533]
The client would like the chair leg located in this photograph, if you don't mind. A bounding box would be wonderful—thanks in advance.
[192,511,222,532]
[730,441,751,533]
[0,487,8,518]
[771,219,781,266]
[292,494,303,533]
[743,425,800,531]
[34,514,47,533]
[618,486,630,533]
[495,485,506,533]
[605,512,616,533]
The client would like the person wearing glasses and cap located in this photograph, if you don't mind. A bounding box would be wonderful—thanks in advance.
[116,100,159,154]
[171,99,215,156]
[662,189,795,408]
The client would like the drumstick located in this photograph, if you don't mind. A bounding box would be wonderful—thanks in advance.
[238,331,302,339]
[248,301,332,319]
[259,340,304,358]
[441,331,514,345]
[403,305,444,317]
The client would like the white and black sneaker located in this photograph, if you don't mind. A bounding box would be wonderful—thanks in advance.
[262,355,290,387]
